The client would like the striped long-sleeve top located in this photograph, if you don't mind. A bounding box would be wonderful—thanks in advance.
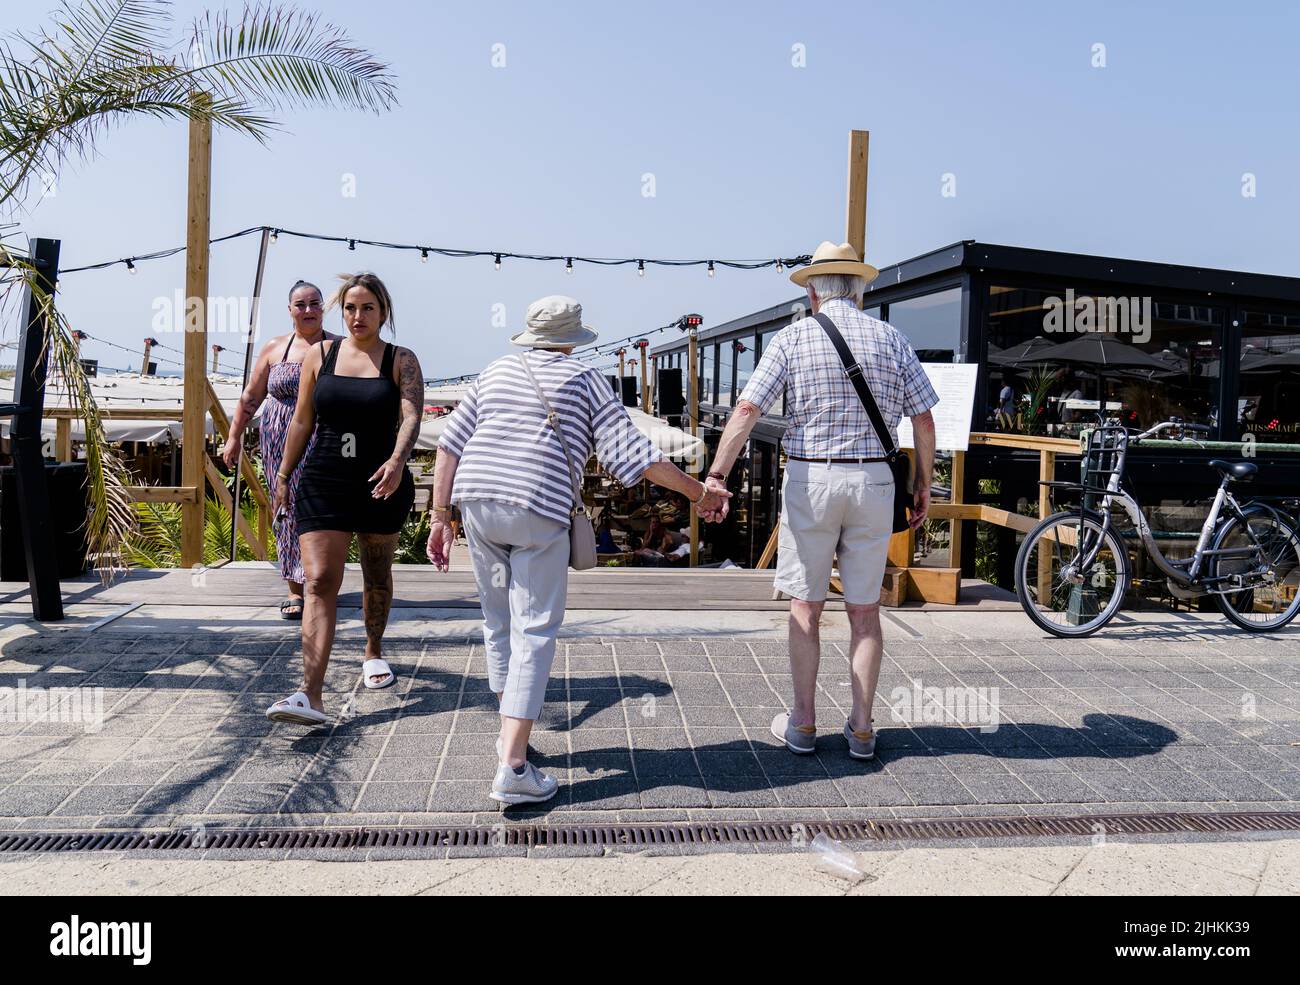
[437,349,665,525]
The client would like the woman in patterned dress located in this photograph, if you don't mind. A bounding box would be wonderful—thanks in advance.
[221,280,340,618]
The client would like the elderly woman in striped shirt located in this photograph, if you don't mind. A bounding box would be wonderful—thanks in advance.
[426,296,729,808]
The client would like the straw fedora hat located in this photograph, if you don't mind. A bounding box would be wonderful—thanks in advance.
[789,241,880,287]
[510,295,599,348]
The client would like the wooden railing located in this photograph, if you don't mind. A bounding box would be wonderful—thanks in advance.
[43,379,271,563]
[921,432,1081,604]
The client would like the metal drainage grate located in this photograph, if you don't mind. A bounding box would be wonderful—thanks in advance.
[2,811,1300,854]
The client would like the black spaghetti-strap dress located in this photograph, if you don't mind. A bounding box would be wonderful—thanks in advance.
[295,339,415,535]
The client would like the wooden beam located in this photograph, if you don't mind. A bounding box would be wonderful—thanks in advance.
[968,432,1079,453]
[949,449,965,571]
[907,567,961,605]
[181,99,213,569]
[204,458,266,561]
[756,523,779,569]
[845,129,870,262]
[639,351,649,414]
[127,485,200,505]
[44,407,185,421]
[55,417,72,462]
[205,380,270,511]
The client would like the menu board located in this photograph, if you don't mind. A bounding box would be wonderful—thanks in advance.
[895,363,978,452]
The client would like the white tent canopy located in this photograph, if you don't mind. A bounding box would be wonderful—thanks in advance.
[0,371,253,446]
[2,372,705,465]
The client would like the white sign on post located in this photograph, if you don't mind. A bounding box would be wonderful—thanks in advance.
[896,363,978,452]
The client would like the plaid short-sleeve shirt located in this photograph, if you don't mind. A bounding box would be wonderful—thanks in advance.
[738,298,939,458]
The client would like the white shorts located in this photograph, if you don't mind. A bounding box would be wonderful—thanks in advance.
[774,459,895,605]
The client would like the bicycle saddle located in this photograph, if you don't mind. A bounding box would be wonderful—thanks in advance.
[1209,459,1258,482]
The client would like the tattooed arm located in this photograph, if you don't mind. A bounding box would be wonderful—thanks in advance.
[220,335,278,468]
[369,346,425,499]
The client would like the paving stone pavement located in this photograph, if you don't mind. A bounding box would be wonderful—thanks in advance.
[1,629,1298,843]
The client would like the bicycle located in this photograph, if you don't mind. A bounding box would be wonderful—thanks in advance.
[1015,418,1300,637]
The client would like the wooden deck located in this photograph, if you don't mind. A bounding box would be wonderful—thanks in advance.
[0,563,1019,613]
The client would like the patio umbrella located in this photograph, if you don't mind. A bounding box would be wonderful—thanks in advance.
[988,336,1057,367]
[1030,334,1171,418]
[1240,348,1300,373]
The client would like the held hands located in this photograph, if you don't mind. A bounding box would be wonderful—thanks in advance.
[425,519,454,571]
[909,484,931,530]
[695,477,732,523]
[369,456,405,499]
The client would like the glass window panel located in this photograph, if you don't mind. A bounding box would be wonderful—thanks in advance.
[718,339,736,407]
[735,334,757,400]
[1239,307,1300,443]
[886,287,961,362]
[984,284,1222,438]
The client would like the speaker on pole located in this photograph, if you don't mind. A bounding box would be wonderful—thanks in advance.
[620,376,638,407]
[656,367,684,416]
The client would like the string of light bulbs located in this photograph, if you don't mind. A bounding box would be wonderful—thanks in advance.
[58,225,812,278]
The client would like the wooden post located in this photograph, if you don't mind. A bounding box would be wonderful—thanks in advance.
[141,337,155,376]
[647,354,656,415]
[210,345,224,373]
[687,328,699,566]
[639,346,649,414]
[55,417,72,462]
[845,130,870,265]
[949,449,966,568]
[181,100,212,570]
[617,348,626,392]
[1037,449,1056,602]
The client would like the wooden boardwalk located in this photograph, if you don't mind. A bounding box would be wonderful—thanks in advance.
[0,563,1018,613]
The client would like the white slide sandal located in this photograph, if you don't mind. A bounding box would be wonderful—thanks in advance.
[362,658,396,690]
[266,691,329,727]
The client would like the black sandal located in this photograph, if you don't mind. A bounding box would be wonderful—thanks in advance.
[279,598,304,620]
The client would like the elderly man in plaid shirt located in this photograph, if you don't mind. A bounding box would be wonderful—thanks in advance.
[703,241,938,761]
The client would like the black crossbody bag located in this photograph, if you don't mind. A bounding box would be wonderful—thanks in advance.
[813,312,913,533]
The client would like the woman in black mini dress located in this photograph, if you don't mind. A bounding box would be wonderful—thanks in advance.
[266,272,424,726]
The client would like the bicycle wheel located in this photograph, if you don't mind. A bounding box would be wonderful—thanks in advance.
[1016,512,1128,638]
[1211,512,1300,631]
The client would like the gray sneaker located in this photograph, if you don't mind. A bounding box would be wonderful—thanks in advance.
[771,712,817,754]
[490,761,559,808]
[844,720,876,760]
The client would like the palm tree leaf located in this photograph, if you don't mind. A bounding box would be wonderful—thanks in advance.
[183,5,397,116]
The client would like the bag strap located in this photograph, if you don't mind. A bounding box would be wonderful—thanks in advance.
[813,311,899,458]
[516,353,586,518]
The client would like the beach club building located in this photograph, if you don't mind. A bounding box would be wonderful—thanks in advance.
[651,240,1300,592]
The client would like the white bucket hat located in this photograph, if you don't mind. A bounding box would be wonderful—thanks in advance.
[510,295,599,348]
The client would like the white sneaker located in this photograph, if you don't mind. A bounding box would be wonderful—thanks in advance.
[490,762,558,808]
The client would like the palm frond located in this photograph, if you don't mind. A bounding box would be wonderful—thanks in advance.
[0,0,397,209]
[183,5,398,116]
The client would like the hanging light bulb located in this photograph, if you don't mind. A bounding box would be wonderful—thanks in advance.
[494,254,502,271]
[348,239,356,251]
[707,260,715,278]
[420,248,429,263]
[269,229,279,245]
[637,259,645,277]
[126,258,137,275]
[565,257,574,275]
[775,259,784,273]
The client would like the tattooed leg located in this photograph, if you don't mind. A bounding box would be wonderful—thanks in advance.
[357,532,399,674]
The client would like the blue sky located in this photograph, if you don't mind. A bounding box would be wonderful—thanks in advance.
[14,0,1300,379]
